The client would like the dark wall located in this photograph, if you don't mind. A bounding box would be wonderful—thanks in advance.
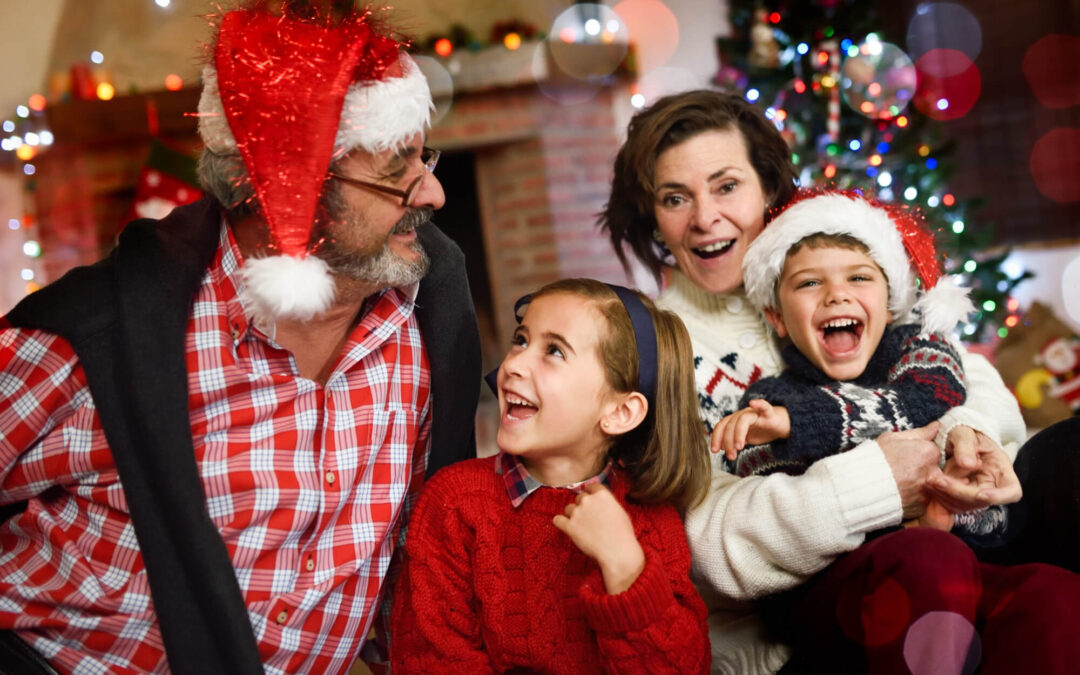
[880,0,1080,245]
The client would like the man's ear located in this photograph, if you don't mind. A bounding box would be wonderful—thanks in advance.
[764,306,788,338]
[601,391,648,436]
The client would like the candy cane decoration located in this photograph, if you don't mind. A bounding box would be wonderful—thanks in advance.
[823,39,840,142]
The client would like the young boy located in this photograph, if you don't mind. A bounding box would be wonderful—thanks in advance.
[717,190,1000,533]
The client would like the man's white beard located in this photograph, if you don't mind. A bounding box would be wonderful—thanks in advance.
[316,206,431,288]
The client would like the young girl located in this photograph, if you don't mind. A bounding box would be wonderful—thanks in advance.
[390,278,711,674]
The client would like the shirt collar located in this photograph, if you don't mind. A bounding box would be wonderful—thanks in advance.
[496,452,615,508]
[214,217,422,342]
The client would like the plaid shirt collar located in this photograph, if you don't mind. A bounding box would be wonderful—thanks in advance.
[496,452,615,508]
[213,217,421,342]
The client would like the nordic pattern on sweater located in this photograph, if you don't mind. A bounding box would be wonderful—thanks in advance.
[390,456,710,674]
[725,324,966,478]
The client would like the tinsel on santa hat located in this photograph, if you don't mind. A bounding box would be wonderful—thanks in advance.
[744,188,975,336]
[197,1,433,320]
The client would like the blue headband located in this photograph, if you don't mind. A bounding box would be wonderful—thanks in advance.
[487,284,659,415]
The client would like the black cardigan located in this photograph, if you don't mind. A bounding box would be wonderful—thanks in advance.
[4,198,481,674]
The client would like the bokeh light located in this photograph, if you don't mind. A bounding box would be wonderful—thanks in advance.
[1022,34,1080,109]
[532,41,599,105]
[97,82,115,100]
[434,38,453,58]
[165,74,183,91]
[1029,127,1080,203]
[906,2,982,63]
[28,94,46,111]
[613,0,679,72]
[548,4,628,81]
[903,611,980,675]
[15,144,35,161]
[838,578,910,647]
[913,49,980,120]
[504,32,522,50]
[412,55,454,125]
[1062,256,1080,324]
[841,41,916,119]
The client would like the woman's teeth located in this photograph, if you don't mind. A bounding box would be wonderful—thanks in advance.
[694,240,734,258]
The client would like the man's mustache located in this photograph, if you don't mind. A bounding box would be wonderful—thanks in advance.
[392,207,433,235]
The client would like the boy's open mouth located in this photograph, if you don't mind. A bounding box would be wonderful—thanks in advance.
[819,317,863,354]
[692,239,734,259]
[503,393,538,420]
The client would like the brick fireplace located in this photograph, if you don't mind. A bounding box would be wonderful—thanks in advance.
[429,81,632,362]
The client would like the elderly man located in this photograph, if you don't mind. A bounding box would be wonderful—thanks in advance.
[0,3,480,673]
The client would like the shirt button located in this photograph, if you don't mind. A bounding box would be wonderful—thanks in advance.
[738,331,758,349]
[305,557,315,572]
[725,296,744,314]
[325,471,336,485]
[276,610,288,624]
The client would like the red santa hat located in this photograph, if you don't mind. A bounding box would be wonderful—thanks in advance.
[197,3,433,320]
[743,189,974,336]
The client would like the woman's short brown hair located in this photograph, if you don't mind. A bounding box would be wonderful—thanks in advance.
[599,90,798,282]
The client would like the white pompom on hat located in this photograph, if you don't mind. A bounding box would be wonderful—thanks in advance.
[743,189,974,336]
[197,6,433,321]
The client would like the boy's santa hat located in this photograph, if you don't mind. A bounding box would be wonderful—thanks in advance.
[197,3,433,320]
[743,189,974,336]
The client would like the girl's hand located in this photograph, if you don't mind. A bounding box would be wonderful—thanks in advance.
[711,399,791,460]
[553,483,645,594]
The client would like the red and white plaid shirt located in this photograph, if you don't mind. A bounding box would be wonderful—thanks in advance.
[0,221,431,674]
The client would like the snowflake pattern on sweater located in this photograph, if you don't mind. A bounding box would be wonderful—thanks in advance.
[726,324,966,477]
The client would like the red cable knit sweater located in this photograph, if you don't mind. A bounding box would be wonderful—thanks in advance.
[390,456,710,674]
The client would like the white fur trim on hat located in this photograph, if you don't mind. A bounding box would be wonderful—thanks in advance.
[197,52,433,158]
[743,193,918,323]
[239,255,336,321]
[334,53,434,156]
[914,279,975,337]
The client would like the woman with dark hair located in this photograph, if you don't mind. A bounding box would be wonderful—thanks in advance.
[599,89,1080,674]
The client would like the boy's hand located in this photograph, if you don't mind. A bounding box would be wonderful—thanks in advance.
[711,399,791,460]
[553,483,645,594]
[903,499,955,531]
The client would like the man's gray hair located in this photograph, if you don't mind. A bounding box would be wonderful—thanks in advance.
[197,148,259,219]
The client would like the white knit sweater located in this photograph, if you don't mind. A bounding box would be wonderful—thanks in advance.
[657,268,1027,675]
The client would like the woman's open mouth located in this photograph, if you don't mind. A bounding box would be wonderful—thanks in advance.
[692,239,735,259]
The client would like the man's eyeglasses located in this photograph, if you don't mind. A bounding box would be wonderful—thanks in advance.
[328,147,441,207]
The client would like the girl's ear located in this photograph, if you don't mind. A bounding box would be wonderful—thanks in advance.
[763,306,788,338]
[601,391,648,436]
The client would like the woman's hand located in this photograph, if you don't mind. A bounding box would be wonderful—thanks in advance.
[876,422,942,520]
[925,427,1022,512]
[711,399,791,459]
[553,483,645,594]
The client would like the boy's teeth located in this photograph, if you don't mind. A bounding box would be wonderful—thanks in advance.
[823,318,858,329]
[505,394,535,408]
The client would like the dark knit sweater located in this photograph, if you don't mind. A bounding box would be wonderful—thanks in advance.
[390,456,710,674]
[727,324,965,478]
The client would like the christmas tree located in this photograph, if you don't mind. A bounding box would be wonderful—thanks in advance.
[718,0,1031,342]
